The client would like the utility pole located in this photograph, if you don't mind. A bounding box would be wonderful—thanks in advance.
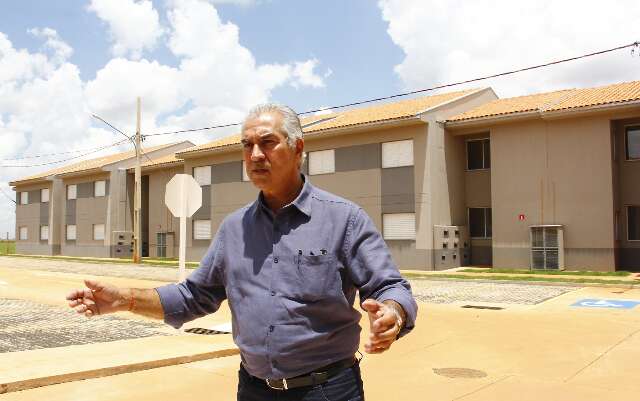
[133,97,142,263]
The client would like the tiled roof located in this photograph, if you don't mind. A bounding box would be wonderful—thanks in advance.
[140,153,183,168]
[177,89,480,156]
[448,80,640,122]
[545,80,640,112]
[11,142,182,185]
[303,89,477,132]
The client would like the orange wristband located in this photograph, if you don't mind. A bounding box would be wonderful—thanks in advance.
[128,289,135,312]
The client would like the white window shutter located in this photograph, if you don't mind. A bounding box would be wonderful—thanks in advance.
[20,192,28,205]
[40,226,49,240]
[94,181,106,197]
[67,185,77,200]
[382,140,414,168]
[194,166,211,186]
[41,188,49,203]
[19,227,28,240]
[383,213,416,240]
[93,224,105,240]
[67,225,77,240]
[193,220,211,240]
[309,149,335,175]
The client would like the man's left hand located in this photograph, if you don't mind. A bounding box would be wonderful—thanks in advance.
[361,299,406,354]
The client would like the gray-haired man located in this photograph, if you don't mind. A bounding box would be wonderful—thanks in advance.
[67,104,418,401]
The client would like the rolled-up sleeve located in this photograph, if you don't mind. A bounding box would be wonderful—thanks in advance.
[344,208,418,337]
[156,225,227,329]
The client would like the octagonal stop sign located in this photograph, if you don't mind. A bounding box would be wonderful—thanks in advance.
[165,174,202,218]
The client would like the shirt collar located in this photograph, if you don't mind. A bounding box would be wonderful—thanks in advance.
[255,175,312,218]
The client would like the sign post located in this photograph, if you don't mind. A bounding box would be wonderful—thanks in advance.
[165,174,202,282]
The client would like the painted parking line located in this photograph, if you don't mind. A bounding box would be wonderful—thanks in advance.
[571,299,640,309]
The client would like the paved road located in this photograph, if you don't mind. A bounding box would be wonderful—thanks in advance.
[0,256,577,353]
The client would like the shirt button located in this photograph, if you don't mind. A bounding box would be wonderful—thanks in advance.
[270,290,276,296]
[269,325,274,332]
[273,257,278,263]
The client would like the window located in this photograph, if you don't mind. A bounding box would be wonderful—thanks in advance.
[467,138,490,170]
[309,149,335,175]
[66,225,77,240]
[193,220,211,240]
[242,161,250,182]
[20,192,28,205]
[67,185,77,200]
[157,233,167,257]
[382,140,414,168]
[382,213,416,240]
[626,127,640,160]
[93,224,105,241]
[19,227,28,240]
[628,206,640,241]
[94,180,106,197]
[40,225,49,241]
[469,207,492,238]
[193,166,211,186]
[41,188,49,203]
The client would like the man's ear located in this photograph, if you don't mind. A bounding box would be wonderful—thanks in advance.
[295,138,304,156]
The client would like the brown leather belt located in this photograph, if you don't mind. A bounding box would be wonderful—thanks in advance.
[261,357,357,391]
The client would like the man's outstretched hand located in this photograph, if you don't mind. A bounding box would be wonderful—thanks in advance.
[361,298,406,354]
[66,280,129,318]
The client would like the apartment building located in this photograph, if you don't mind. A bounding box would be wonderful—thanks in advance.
[10,141,194,257]
[11,80,640,271]
[445,80,640,271]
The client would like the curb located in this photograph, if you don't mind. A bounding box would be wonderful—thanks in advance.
[0,348,239,394]
[409,276,640,289]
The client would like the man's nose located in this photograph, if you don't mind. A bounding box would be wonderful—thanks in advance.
[251,144,265,161]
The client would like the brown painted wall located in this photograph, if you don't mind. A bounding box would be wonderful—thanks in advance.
[613,116,640,269]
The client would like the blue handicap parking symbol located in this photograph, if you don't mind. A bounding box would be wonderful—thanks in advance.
[571,299,640,309]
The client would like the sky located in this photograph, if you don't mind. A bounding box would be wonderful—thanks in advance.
[1,0,639,237]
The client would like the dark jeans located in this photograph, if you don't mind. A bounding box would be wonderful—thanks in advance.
[237,362,365,401]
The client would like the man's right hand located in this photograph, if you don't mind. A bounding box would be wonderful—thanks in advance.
[66,279,129,318]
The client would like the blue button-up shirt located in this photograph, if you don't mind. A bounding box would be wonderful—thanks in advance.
[156,177,417,380]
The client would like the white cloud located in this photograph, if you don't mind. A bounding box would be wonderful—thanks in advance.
[378,0,640,97]
[0,0,330,236]
[291,59,326,89]
[88,0,163,59]
[28,28,73,64]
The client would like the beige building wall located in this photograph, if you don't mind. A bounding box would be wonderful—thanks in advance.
[60,173,111,257]
[14,182,54,255]
[489,115,616,270]
[146,166,183,258]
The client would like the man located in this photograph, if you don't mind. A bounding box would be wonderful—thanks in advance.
[67,103,417,401]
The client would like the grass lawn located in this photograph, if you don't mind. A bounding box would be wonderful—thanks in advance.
[3,253,199,268]
[459,268,631,277]
[0,241,15,255]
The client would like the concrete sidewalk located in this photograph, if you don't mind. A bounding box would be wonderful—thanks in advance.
[2,286,640,400]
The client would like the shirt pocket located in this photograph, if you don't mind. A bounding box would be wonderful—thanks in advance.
[292,253,341,301]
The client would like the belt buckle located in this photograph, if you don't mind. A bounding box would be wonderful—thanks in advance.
[266,378,288,390]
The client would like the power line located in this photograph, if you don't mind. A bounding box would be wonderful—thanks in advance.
[0,139,129,168]
[144,40,639,137]
[1,142,130,161]
[0,186,17,204]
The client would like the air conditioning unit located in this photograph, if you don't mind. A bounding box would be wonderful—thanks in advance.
[529,225,564,270]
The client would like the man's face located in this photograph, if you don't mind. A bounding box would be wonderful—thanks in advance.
[241,112,302,192]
